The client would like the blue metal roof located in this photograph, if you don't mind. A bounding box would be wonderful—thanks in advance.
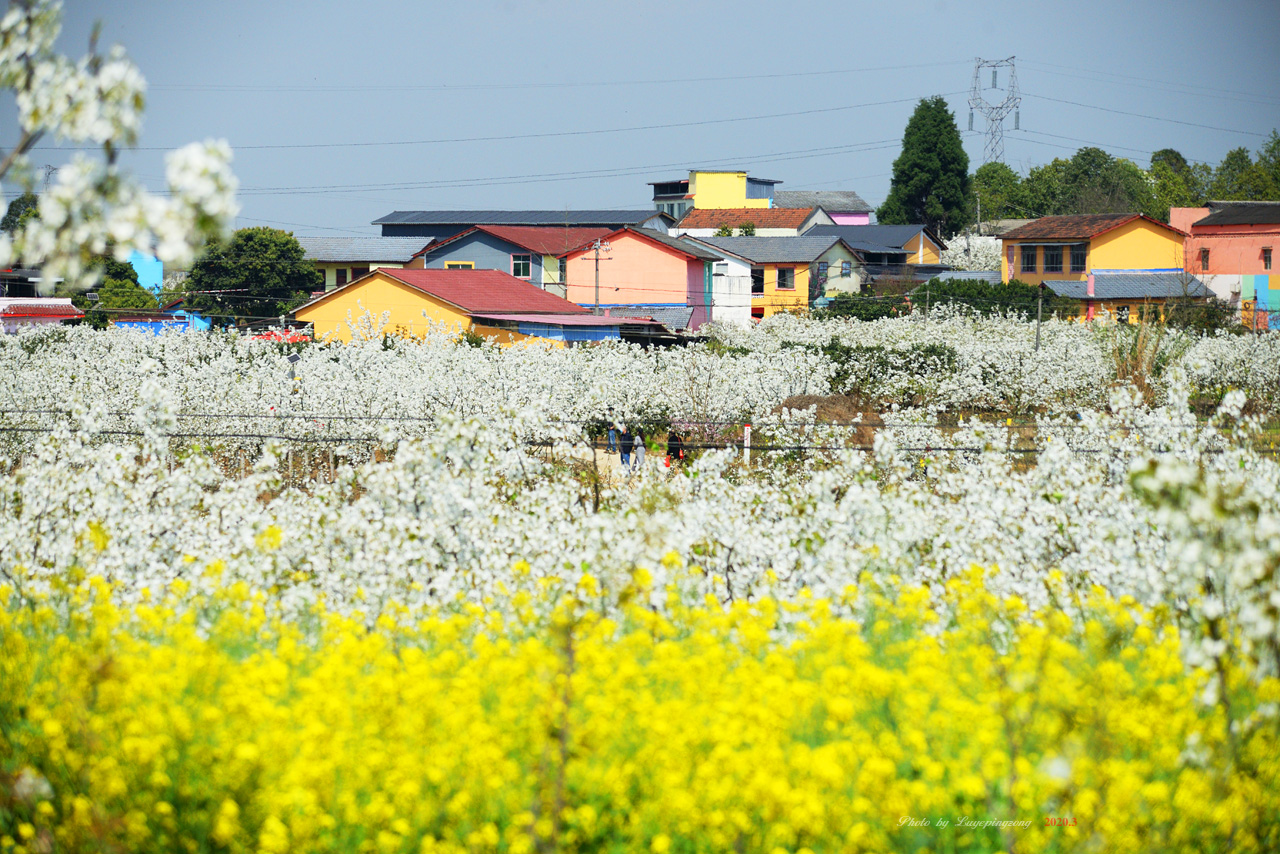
[297,237,433,263]
[1044,271,1214,300]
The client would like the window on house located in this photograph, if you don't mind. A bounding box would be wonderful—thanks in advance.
[1021,245,1037,274]
[816,261,828,283]
[336,268,348,286]
[1117,305,1130,324]
[1264,247,1272,271]
[776,268,795,290]
[1043,245,1063,274]
[1070,244,1087,273]
[1200,249,1210,272]
[841,260,852,277]
[511,254,531,278]
[558,258,567,282]
[445,262,474,270]
[750,267,765,295]
[351,266,369,279]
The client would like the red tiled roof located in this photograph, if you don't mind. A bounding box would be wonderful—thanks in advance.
[675,207,818,230]
[469,225,612,255]
[418,225,610,258]
[0,301,84,319]
[470,313,658,326]
[1001,213,1186,241]
[297,268,590,316]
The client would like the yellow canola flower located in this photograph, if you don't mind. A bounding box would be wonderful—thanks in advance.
[0,571,1277,853]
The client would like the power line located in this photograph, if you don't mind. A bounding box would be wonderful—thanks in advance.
[1020,91,1268,139]
[148,60,970,94]
[34,92,969,153]
[1018,60,1280,108]
[227,139,909,197]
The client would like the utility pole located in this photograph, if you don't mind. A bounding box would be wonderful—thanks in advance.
[588,238,610,315]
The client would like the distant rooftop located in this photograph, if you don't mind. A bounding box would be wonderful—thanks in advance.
[807,224,947,251]
[297,236,432,263]
[373,210,666,227]
[774,190,872,214]
[1194,201,1280,227]
[690,236,849,264]
[1046,271,1213,300]
[676,207,822,230]
[423,225,612,257]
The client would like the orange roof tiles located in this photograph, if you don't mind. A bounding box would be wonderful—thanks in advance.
[675,207,818,230]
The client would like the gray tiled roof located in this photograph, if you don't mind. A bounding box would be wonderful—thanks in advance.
[934,270,1002,284]
[297,237,433,263]
[372,210,667,226]
[629,227,723,261]
[806,224,946,251]
[1195,201,1280,226]
[608,305,695,331]
[1044,272,1214,300]
[689,236,844,263]
[774,190,873,213]
[835,239,910,256]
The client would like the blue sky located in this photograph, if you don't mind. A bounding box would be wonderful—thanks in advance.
[25,0,1280,237]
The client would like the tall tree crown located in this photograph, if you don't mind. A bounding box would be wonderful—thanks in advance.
[877,97,971,238]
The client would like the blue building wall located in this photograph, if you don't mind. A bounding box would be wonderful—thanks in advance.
[114,309,211,335]
[418,232,544,282]
[517,322,619,342]
[128,250,163,294]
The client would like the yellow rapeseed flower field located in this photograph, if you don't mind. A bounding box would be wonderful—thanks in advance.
[1,569,1278,854]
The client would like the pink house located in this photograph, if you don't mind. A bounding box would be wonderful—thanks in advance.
[774,190,874,226]
[559,227,722,331]
[1172,201,1279,329]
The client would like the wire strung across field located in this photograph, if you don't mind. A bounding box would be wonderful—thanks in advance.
[0,418,1275,457]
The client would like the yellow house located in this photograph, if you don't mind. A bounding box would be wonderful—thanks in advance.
[296,237,432,292]
[999,214,1186,286]
[292,268,623,344]
[999,214,1204,321]
[688,235,863,320]
[649,170,781,218]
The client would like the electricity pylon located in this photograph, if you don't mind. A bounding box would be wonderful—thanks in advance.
[968,57,1021,164]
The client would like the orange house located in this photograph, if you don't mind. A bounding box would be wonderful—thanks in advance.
[559,227,722,331]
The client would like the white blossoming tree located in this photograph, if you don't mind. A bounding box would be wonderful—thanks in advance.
[939,234,1001,272]
[0,0,239,289]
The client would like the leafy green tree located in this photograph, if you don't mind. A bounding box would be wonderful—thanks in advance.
[56,257,158,329]
[713,224,734,237]
[971,161,1022,224]
[877,96,970,237]
[184,227,321,325]
[1209,147,1278,200]
[737,222,756,236]
[1257,130,1280,195]
[2,191,38,235]
[1150,162,1200,223]
[1018,158,1070,217]
[915,277,1079,318]
[1151,149,1191,182]
[1018,148,1160,218]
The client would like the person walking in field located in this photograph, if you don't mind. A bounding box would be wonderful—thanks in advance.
[632,429,645,473]
[618,424,633,471]
[666,430,684,468]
